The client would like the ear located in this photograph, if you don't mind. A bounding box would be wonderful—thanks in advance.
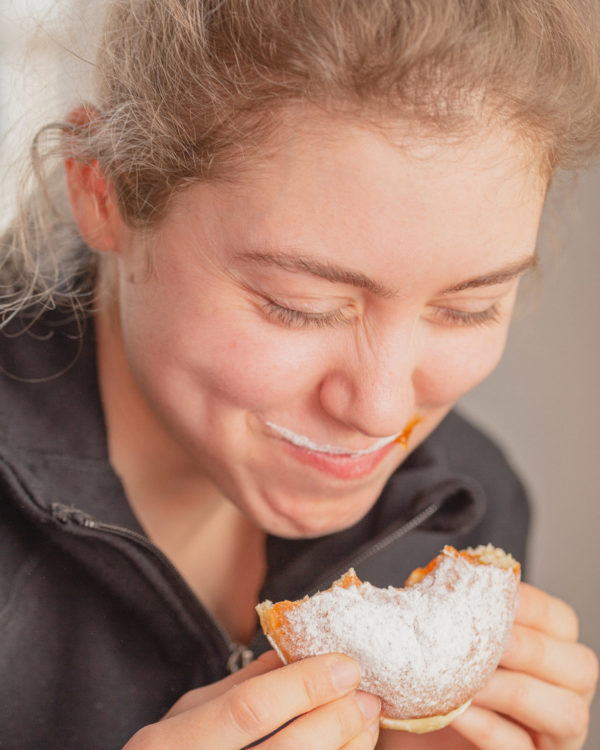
[64,107,126,253]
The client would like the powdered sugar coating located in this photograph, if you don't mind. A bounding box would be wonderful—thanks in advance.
[281,552,519,719]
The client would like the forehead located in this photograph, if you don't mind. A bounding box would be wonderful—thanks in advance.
[247,112,537,206]
[164,111,546,284]
[231,104,548,190]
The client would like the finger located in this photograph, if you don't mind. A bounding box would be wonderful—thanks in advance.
[528,727,593,750]
[515,583,579,641]
[502,624,599,695]
[163,651,282,718]
[339,721,380,750]
[137,653,362,750]
[472,667,590,740]
[260,690,381,749]
[208,653,362,749]
[452,704,536,750]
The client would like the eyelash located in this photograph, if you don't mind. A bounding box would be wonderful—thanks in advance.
[431,304,501,328]
[262,301,351,329]
[262,301,501,329]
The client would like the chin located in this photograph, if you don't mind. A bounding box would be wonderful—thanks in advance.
[260,495,374,539]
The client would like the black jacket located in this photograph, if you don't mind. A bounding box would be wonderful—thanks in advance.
[0,312,530,750]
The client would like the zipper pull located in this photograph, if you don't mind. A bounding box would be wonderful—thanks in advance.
[50,502,97,529]
[227,643,255,673]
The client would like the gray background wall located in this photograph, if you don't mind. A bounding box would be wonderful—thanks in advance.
[461,166,600,748]
[1,1,599,747]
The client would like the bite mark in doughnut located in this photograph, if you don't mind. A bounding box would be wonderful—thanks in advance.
[256,544,520,733]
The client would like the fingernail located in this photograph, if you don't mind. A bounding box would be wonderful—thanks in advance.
[356,691,381,721]
[330,658,361,692]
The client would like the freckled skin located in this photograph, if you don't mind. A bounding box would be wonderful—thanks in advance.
[97,115,545,539]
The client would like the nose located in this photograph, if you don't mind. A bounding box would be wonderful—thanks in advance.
[318,321,418,438]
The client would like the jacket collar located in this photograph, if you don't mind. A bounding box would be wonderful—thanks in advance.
[0,309,141,531]
[260,438,485,604]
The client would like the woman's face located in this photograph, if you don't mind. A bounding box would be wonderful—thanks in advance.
[105,116,545,538]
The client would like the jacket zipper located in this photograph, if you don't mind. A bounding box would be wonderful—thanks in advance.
[50,498,443,670]
[306,500,442,596]
[50,502,250,673]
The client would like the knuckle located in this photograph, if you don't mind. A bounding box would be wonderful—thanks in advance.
[560,601,580,641]
[475,711,533,750]
[299,662,334,706]
[582,645,600,693]
[473,713,496,746]
[225,684,270,736]
[502,627,521,661]
[523,628,546,669]
[335,695,365,739]
[349,728,378,750]
[506,674,529,709]
[502,626,526,669]
[563,696,590,738]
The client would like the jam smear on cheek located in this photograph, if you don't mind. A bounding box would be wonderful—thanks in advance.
[394,415,422,449]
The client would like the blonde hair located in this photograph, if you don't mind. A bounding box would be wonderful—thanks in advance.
[2,0,600,322]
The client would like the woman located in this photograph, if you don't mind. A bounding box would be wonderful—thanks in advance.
[0,1,598,748]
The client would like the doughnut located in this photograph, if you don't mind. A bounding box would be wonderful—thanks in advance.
[256,544,520,733]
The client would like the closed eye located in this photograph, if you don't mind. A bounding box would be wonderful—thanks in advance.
[262,301,352,329]
[430,304,501,328]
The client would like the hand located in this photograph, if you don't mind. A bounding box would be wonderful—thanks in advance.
[377,583,598,750]
[123,650,382,749]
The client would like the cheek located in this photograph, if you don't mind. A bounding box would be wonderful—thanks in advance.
[194,325,323,410]
[119,277,326,414]
[414,327,509,408]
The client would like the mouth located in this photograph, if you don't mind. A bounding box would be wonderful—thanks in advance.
[265,422,401,457]
[264,421,414,480]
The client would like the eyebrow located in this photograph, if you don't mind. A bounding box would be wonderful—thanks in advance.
[438,253,538,294]
[234,249,538,297]
[235,249,398,297]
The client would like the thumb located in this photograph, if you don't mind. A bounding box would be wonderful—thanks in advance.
[163,651,283,719]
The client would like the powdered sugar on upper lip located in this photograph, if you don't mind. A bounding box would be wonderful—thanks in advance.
[265,421,401,456]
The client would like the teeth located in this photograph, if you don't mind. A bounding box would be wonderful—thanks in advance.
[266,422,401,456]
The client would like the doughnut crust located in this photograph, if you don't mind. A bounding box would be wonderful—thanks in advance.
[256,544,520,732]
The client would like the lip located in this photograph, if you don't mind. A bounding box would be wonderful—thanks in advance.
[278,438,397,479]
[266,426,399,479]
[265,421,401,456]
